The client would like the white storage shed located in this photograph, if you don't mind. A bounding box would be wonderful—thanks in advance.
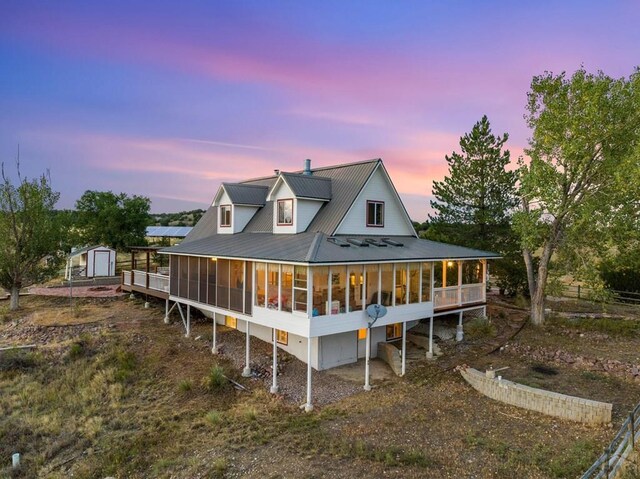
[66,245,116,278]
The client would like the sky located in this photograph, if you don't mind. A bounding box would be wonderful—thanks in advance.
[0,1,638,220]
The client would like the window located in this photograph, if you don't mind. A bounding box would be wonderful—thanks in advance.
[255,263,266,307]
[366,201,384,227]
[446,261,459,287]
[421,262,432,302]
[386,323,402,341]
[358,328,367,340]
[365,264,379,305]
[380,264,393,306]
[281,265,293,312]
[462,260,483,285]
[394,263,407,306]
[225,316,237,329]
[220,205,231,227]
[294,266,308,313]
[276,329,288,345]
[348,265,364,312]
[277,199,293,225]
[409,263,420,304]
[312,266,329,316]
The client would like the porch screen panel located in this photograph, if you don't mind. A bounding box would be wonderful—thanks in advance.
[267,264,279,309]
[207,259,217,305]
[199,257,208,303]
[462,260,483,284]
[179,256,188,298]
[394,263,407,306]
[294,266,307,313]
[330,266,346,314]
[446,261,459,287]
[312,266,329,316]
[229,260,244,313]
[188,257,199,301]
[380,264,393,306]
[244,261,253,315]
[348,265,364,312]
[421,262,432,302]
[255,263,266,307]
[433,262,443,288]
[365,264,379,306]
[409,263,420,304]
[281,265,293,312]
[216,259,230,309]
[170,255,179,296]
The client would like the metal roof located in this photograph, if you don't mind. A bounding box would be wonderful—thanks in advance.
[222,183,268,206]
[280,173,332,200]
[70,245,114,257]
[146,226,193,237]
[161,232,500,263]
[181,206,217,243]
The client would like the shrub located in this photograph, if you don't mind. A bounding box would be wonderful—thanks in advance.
[205,410,223,425]
[465,316,496,338]
[178,380,193,392]
[205,365,228,392]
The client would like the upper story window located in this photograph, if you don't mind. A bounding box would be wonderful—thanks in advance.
[366,201,384,227]
[277,199,293,225]
[220,205,231,227]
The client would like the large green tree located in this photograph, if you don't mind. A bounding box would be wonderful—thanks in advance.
[0,162,63,310]
[75,191,151,250]
[425,116,522,293]
[515,67,640,325]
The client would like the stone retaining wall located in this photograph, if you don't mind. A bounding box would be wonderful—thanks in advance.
[460,367,612,424]
[377,342,402,376]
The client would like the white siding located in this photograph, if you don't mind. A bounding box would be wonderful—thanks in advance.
[86,246,115,277]
[335,166,415,236]
[233,205,259,233]
[295,199,323,233]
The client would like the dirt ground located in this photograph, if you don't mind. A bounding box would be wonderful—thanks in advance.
[1,295,639,478]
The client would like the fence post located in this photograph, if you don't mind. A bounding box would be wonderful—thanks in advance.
[632,410,636,449]
[604,445,610,478]
[577,285,581,300]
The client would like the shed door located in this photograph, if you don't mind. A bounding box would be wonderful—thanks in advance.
[94,251,110,276]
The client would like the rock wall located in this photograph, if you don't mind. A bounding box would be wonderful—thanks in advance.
[460,367,612,424]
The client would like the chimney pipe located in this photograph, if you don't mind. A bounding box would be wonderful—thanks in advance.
[303,158,312,175]
[274,169,280,175]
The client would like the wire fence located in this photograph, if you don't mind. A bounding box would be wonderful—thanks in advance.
[581,402,640,479]
[556,285,640,306]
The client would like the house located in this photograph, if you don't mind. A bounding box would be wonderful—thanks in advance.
[122,158,498,411]
[66,245,116,279]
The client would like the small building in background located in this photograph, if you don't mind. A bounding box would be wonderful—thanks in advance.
[66,245,116,278]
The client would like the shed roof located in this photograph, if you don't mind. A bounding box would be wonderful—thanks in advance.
[70,245,113,257]
[222,183,269,206]
[279,173,332,200]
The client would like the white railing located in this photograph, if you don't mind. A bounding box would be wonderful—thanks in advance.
[148,272,169,292]
[434,283,485,310]
[434,286,459,309]
[132,270,147,287]
[461,283,485,304]
[122,271,132,286]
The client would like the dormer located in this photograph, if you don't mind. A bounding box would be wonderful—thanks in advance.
[212,183,268,234]
[267,160,332,234]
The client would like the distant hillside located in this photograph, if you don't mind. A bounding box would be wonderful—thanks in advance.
[151,209,206,227]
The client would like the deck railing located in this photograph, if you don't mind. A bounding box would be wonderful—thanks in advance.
[122,270,169,293]
[434,283,485,310]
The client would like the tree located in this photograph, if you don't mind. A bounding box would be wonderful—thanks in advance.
[0,162,63,310]
[427,115,518,250]
[75,191,151,250]
[515,68,640,325]
[424,116,523,294]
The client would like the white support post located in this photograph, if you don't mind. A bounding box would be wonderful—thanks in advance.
[270,328,278,394]
[364,327,372,391]
[185,304,191,338]
[401,321,407,376]
[427,317,434,359]
[242,321,251,377]
[305,338,313,412]
[164,299,170,324]
[211,314,217,354]
[456,311,464,342]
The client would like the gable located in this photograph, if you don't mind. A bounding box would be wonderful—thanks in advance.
[334,163,416,236]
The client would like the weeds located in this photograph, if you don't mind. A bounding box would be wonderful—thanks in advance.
[178,379,193,392]
[205,365,229,392]
[206,410,224,425]
[466,316,496,339]
[551,316,640,337]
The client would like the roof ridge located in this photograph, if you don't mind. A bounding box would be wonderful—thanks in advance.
[240,158,381,184]
[305,231,325,262]
[223,182,269,189]
[280,172,331,181]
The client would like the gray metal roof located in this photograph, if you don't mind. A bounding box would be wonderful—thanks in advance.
[70,245,113,257]
[161,232,500,263]
[280,173,332,200]
[146,226,193,238]
[222,183,268,206]
[181,206,217,243]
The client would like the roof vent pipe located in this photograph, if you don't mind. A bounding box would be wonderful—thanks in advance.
[303,158,312,175]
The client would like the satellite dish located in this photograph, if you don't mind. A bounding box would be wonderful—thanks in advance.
[365,304,387,328]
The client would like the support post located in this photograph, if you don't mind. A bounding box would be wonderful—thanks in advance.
[305,338,313,412]
[456,311,464,342]
[401,321,406,376]
[242,321,251,377]
[164,299,170,324]
[211,315,217,354]
[427,317,434,359]
[364,327,372,391]
[185,304,191,338]
[270,328,278,394]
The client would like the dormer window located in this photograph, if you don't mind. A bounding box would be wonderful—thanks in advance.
[220,205,232,227]
[277,199,293,225]
[366,201,384,227]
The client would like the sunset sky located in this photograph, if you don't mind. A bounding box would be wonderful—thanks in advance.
[1,1,638,220]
